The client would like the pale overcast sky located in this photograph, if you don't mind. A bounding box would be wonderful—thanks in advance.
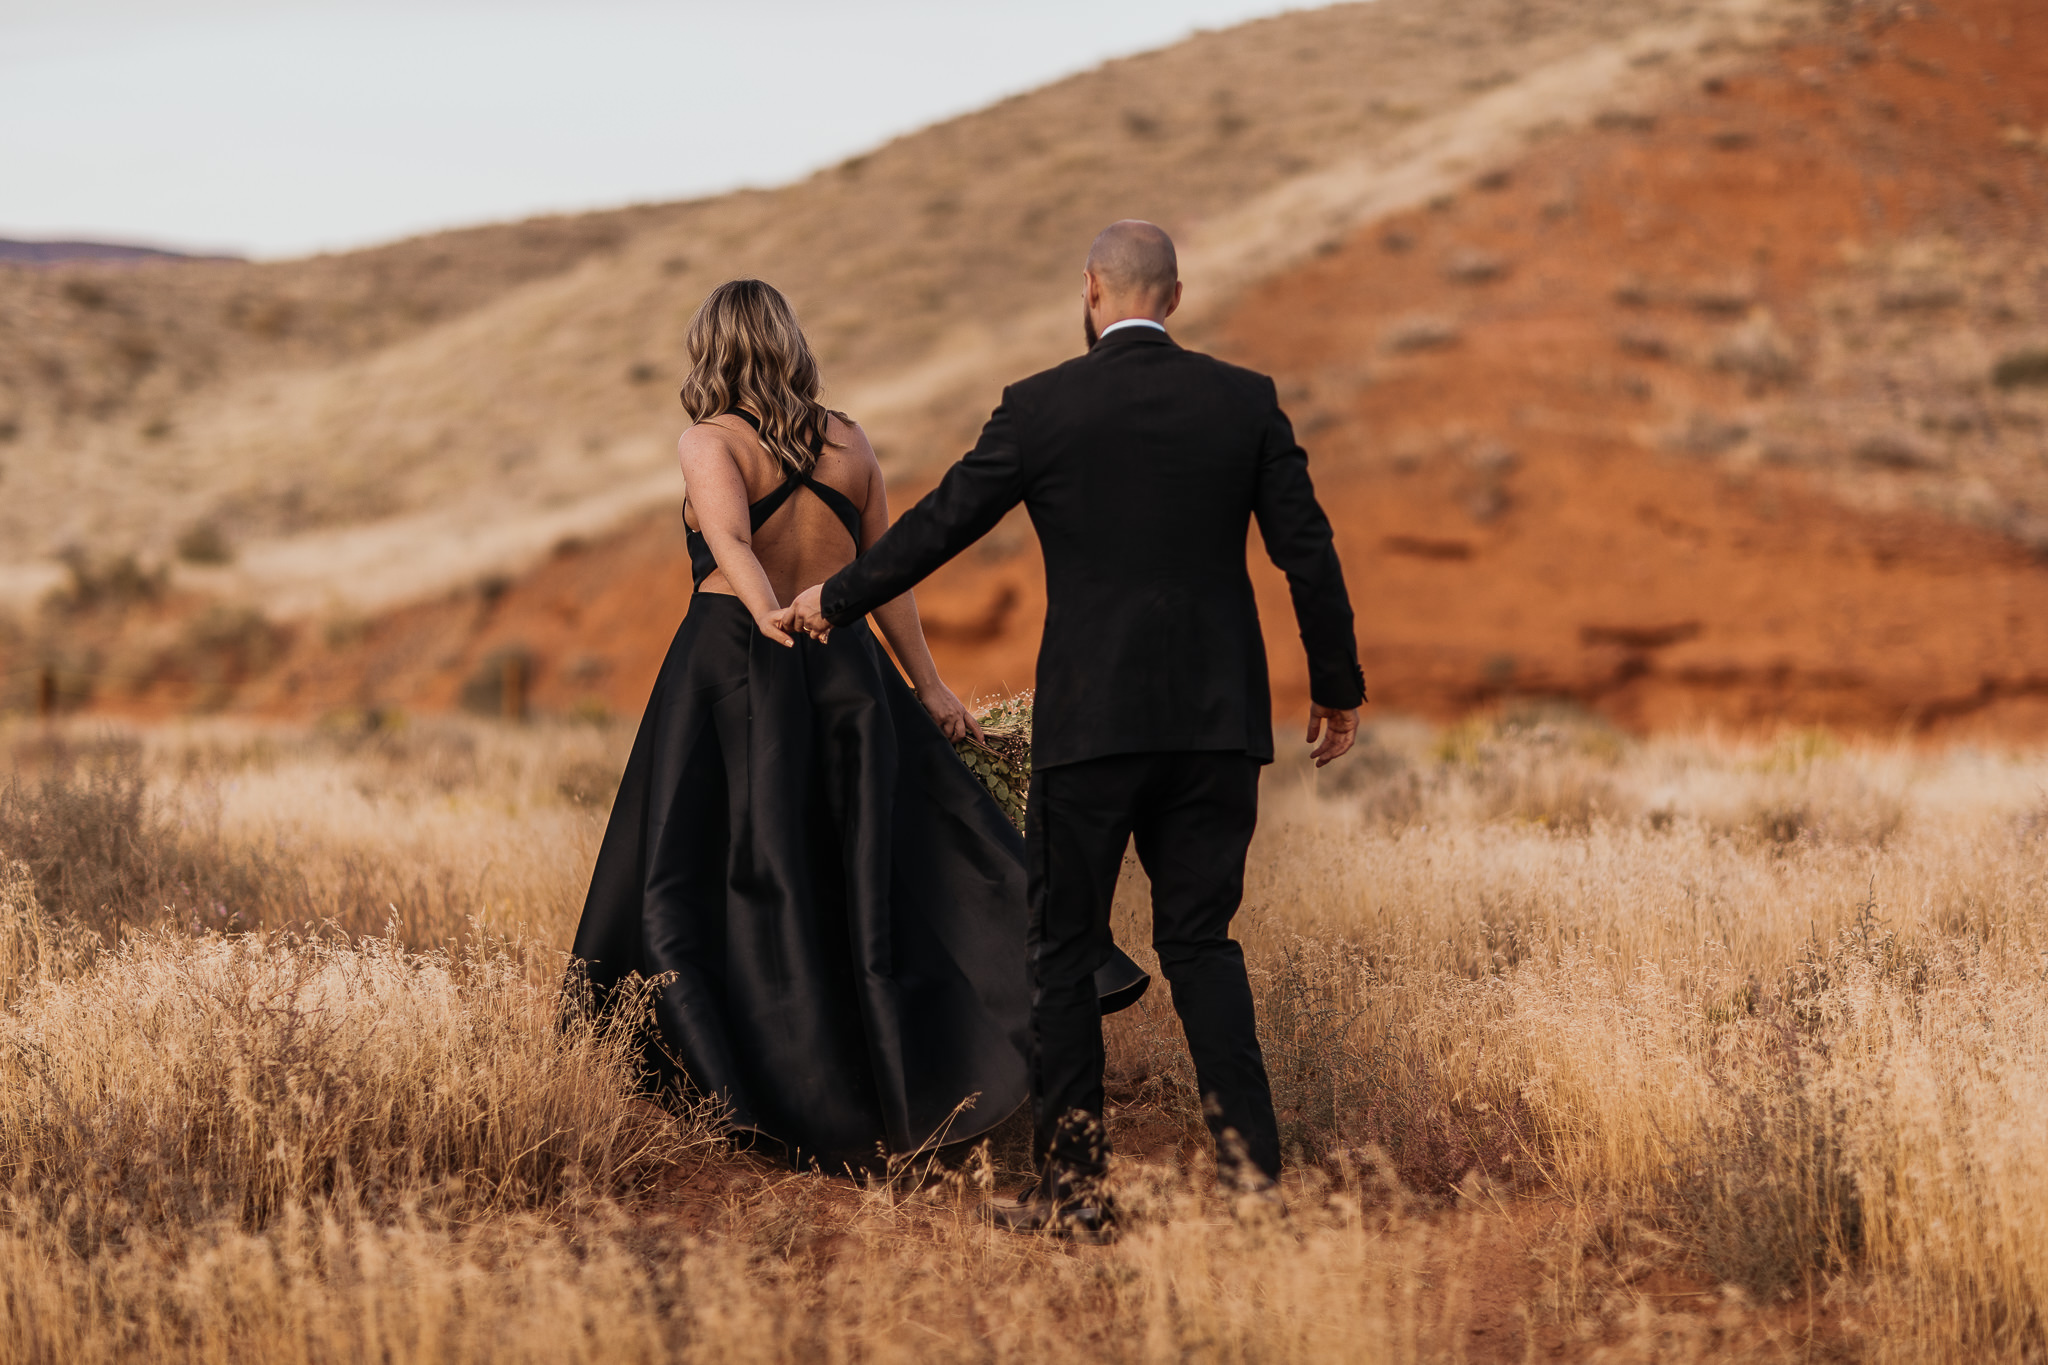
[0,1,1328,259]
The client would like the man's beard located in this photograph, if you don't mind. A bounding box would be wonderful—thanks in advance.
[1083,305,1098,349]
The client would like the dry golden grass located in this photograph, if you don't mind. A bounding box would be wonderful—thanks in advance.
[4,708,2048,1360]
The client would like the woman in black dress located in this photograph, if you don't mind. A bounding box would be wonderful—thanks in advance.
[571,280,1142,1172]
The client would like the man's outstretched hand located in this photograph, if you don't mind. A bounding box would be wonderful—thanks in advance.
[771,584,832,643]
[1306,703,1359,767]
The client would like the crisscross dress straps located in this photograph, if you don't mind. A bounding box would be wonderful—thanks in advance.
[685,408,864,589]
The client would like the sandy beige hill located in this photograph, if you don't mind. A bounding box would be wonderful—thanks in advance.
[0,0,1795,615]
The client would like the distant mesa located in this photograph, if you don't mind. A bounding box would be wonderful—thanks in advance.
[0,238,242,266]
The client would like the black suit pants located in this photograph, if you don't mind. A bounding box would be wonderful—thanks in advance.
[1024,750,1279,1179]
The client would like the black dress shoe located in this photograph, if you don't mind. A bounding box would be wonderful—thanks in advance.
[981,1159,1117,1242]
[1214,1128,1288,1226]
[1227,1176,1288,1227]
[983,1191,1116,1242]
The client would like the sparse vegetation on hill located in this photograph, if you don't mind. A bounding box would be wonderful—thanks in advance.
[208,0,2048,743]
[10,0,2048,741]
[1210,0,2048,733]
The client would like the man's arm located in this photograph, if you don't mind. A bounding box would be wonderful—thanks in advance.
[816,398,1029,626]
[1252,385,1367,718]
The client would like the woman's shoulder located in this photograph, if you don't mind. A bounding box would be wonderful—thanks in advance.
[682,410,757,442]
[814,412,876,510]
[822,410,876,465]
[677,411,759,463]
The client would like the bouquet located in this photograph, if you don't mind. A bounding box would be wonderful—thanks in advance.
[952,692,1033,833]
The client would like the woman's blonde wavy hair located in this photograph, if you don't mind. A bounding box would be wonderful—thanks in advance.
[678,279,836,475]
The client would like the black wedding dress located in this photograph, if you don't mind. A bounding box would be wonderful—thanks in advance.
[570,428,1146,1171]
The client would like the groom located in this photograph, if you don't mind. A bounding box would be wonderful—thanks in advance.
[778,220,1364,1229]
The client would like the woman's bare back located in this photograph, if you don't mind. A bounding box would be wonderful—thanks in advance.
[677,403,983,741]
[684,412,876,605]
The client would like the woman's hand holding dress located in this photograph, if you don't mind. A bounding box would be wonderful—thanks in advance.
[914,680,984,744]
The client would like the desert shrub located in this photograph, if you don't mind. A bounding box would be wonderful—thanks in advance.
[1483,755,1620,831]
[1750,801,1811,845]
[555,757,622,808]
[1380,314,1462,353]
[1731,750,1907,850]
[1758,726,1841,771]
[1611,272,1653,305]
[144,606,290,708]
[1877,279,1963,312]
[1317,734,1425,826]
[1991,345,2048,389]
[1711,311,1800,388]
[1246,935,1522,1192]
[0,736,288,939]
[1351,1063,1525,1199]
[1616,325,1671,359]
[1,643,100,713]
[1593,109,1657,132]
[350,719,482,791]
[43,547,166,616]
[1432,707,1630,831]
[0,930,699,1243]
[1442,247,1508,283]
[1854,431,1941,470]
[0,861,99,1006]
[1655,904,1932,1300]
[1664,1035,1863,1299]
[173,519,234,565]
[1253,936,1369,1164]
[461,644,537,717]
[1666,410,1751,455]
[61,278,110,310]
[1687,277,1756,316]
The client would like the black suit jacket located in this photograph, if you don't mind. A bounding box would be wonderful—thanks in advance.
[822,326,1365,769]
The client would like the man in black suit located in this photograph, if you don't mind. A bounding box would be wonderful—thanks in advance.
[779,220,1364,1230]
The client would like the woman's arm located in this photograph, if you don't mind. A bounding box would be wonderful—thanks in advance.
[848,427,983,742]
[678,424,795,647]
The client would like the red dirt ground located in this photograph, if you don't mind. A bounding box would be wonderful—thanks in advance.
[227,0,2048,741]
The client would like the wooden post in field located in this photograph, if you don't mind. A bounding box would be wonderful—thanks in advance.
[37,667,55,721]
[501,654,527,722]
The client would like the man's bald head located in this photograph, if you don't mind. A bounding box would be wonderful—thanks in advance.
[1084,220,1178,311]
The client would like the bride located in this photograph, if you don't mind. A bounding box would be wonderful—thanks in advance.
[570,279,1143,1172]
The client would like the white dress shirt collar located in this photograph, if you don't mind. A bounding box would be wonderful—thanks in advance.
[1098,317,1167,338]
